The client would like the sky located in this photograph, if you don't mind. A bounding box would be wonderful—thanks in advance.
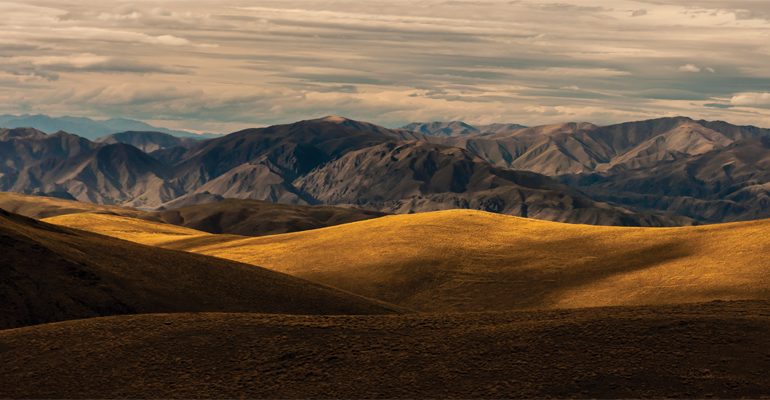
[2,1,770,133]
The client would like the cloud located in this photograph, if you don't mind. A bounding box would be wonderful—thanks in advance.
[730,92,770,106]
[631,9,647,17]
[539,68,631,77]
[9,54,190,75]
[0,43,39,52]
[97,12,142,21]
[678,64,701,73]
[634,89,711,101]
[88,84,203,105]
[2,1,770,131]
[8,53,190,75]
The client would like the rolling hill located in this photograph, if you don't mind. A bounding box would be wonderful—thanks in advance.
[0,208,407,330]
[44,210,770,313]
[0,192,145,219]
[0,192,385,237]
[0,301,767,398]
[140,198,389,236]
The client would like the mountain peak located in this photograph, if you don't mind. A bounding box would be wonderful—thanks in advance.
[319,116,349,123]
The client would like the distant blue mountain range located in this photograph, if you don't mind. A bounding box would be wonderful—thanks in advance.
[0,114,222,140]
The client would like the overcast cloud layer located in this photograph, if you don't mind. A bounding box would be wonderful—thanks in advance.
[2,0,770,133]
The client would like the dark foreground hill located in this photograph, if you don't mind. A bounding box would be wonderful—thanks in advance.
[140,198,388,236]
[0,208,406,330]
[1,301,768,398]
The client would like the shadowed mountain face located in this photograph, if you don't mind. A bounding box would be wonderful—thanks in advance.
[162,119,395,199]
[441,117,770,175]
[0,208,406,330]
[401,121,481,136]
[561,136,770,223]
[0,130,102,177]
[141,198,389,236]
[1,143,182,209]
[294,141,694,226]
[0,114,215,140]
[0,127,47,141]
[400,121,527,137]
[95,131,199,153]
[4,115,770,225]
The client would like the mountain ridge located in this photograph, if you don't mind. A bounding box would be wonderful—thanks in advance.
[0,114,219,140]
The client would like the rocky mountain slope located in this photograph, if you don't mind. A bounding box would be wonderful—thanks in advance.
[2,143,182,209]
[0,129,102,177]
[561,136,770,223]
[4,115,770,225]
[95,131,199,153]
[294,140,692,226]
[440,117,770,175]
[0,114,215,140]
[401,121,526,136]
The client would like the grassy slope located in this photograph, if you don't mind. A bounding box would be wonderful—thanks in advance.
[140,198,389,237]
[1,301,769,398]
[0,191,145,219]
[0,209,407,330]
[45,210,770,313]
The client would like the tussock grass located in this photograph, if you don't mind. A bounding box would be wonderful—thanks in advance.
[46,209,770,312]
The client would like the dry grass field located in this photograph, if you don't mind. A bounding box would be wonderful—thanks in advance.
[0,208,407,330]
[1,300,769,399]
[0,192,145,219]
[45,209,770,313]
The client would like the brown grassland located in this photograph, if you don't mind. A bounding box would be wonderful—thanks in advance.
[0,192,144,219]
[0,208,406,330]
[1,206,769,398]
[1,301,769,398]
[45,210,770,313]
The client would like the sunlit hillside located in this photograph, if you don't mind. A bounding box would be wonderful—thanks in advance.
[0,192,145,219]
[45,210,770,313]
[44,213,213,246]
